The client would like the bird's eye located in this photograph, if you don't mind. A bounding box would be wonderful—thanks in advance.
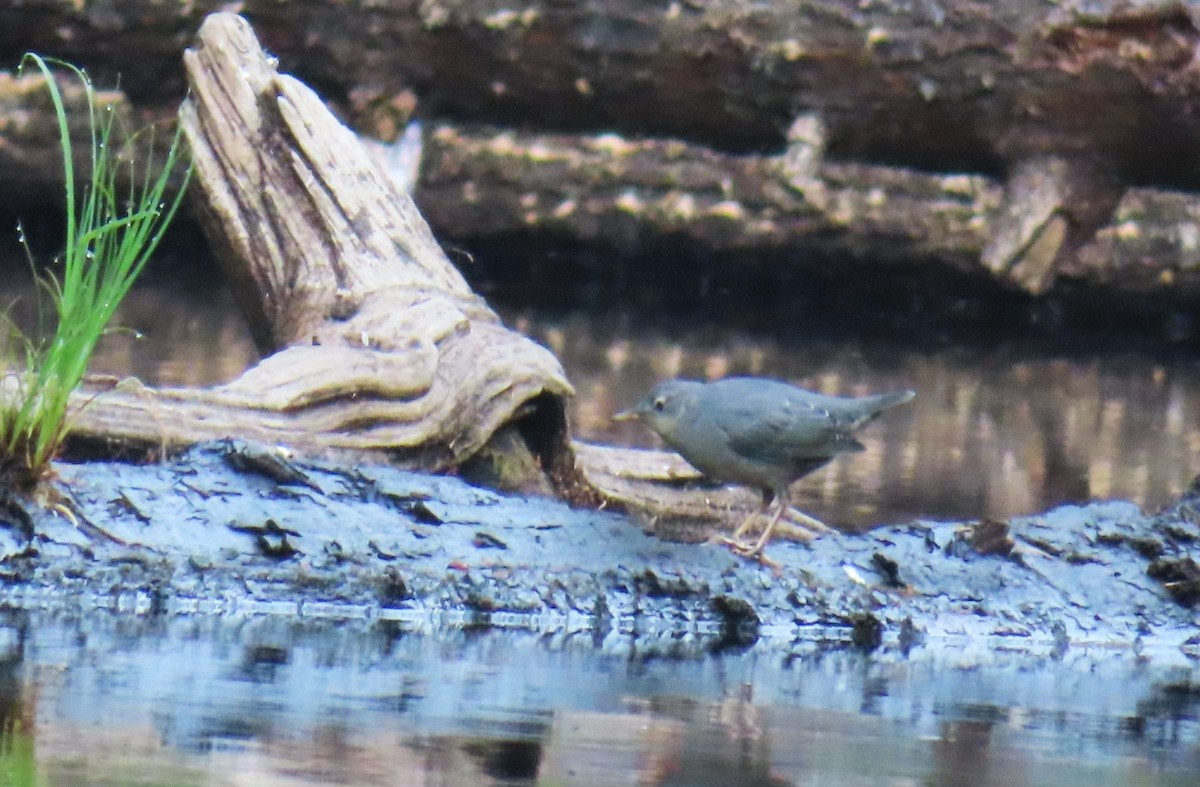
[653,397,667,412]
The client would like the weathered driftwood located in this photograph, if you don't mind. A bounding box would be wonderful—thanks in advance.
[55,14,576,497]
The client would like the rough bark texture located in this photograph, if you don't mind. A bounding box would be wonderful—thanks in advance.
[3,0,1200,169]
[415,123,1200,298]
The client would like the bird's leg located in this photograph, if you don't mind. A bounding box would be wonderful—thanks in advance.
[728,489,772,541]
[715,491,788,566]
[717,490,829,565]
[712,491,767,557]
[740,495,790,558]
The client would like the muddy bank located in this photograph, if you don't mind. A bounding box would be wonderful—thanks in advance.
[0,442,1194,659]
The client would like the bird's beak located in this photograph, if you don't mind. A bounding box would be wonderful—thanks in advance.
[612,408,639,422]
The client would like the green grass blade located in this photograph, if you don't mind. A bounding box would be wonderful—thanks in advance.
[1,54,193,487]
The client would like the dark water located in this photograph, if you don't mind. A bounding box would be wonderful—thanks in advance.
[0,611,1197,786]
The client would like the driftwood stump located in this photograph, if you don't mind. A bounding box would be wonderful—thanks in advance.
[60,14,578,495]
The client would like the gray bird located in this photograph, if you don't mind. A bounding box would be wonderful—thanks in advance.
[615,377,914,559]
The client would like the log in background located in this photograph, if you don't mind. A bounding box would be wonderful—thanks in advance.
[2,0,1198,167]
[2,1,1200,309]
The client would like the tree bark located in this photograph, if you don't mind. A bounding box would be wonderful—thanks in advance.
[4,0,1199,171]
[416,123,1200,298]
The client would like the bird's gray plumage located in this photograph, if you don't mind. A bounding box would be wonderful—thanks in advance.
[623,376,915,499]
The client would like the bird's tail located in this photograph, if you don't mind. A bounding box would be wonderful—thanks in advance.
[849,390,916,428]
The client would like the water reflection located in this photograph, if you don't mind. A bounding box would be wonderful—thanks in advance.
[1,256,1198,529]
[0,612,1195,785]
[0,261,256,389]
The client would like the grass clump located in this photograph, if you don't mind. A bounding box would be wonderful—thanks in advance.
[0,54,192,491]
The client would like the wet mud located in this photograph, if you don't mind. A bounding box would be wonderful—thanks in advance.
[0,441,1196,660]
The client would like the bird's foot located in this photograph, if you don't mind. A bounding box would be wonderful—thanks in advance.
[712,535,782,571]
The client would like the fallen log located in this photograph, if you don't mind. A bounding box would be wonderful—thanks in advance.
[4,0,1199,173]
[416,123,1200,299]
[5,74,1200,304]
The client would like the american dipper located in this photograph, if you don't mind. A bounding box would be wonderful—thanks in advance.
[615,377,914,559]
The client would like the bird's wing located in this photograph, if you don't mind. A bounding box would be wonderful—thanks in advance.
[710,386,862,464]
